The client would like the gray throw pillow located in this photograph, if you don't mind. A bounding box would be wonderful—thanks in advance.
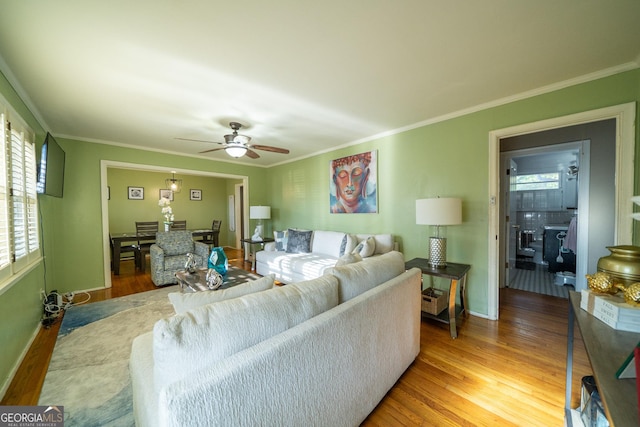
[286,229,312,253]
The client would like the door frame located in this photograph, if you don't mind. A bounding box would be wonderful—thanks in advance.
[100,160,249,288]
[487,102,636,320]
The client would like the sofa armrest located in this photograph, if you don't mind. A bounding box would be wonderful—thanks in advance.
[150,244,164,258]
[263,242,276,251]
[194,241,209,261]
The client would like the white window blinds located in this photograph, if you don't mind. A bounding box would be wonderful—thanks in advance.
[9,121,40,271]
[0,112,9,274]
[0,105,40,284]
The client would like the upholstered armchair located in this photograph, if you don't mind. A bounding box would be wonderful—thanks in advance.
[150,230,209,287]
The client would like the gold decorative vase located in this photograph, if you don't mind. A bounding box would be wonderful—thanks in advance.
[597,245,640,286]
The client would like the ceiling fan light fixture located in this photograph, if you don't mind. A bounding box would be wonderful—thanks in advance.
[225,144,248,158]
[234,134,251,144]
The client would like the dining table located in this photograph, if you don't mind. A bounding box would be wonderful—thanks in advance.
[110,229,214,275]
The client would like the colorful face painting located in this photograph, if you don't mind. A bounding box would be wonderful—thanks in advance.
[329,150,377,213]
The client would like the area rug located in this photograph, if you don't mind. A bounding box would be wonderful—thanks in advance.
[38,267,259,426]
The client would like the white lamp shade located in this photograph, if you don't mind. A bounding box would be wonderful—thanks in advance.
[250,206,271,219]
[416,198,462,225]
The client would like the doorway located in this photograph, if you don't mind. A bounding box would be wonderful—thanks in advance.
[487,102,636,320]
[500,141,587,298]
[100,160,250,289]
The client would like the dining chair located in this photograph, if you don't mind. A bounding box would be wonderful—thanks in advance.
[170,220,187,230]
[135,221,159,272]
[109,234,138,272]
[201,219,222,247]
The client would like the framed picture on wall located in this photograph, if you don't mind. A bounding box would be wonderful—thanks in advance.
[159,189,174,201]
[329,150,378,213]
[190,189,202,201]
[128,186,144,200]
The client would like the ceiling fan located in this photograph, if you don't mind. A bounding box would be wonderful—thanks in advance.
[177,122,290,159]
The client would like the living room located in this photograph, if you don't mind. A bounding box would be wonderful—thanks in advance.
[1,2,640,425]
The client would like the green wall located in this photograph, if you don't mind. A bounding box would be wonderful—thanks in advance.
[1,66,639,396]
[267,68,640,318]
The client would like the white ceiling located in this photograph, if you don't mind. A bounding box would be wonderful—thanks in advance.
[0,1,639,167]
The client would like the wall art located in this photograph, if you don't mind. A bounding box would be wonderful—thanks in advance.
[329,150,377,213]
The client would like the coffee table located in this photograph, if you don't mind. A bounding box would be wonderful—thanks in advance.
[175,266,261,292]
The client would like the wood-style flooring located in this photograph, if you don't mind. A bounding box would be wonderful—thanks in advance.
[2,248,591,425]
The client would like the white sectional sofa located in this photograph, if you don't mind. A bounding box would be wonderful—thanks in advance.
[130,251,421,427]
[256,229,397,283]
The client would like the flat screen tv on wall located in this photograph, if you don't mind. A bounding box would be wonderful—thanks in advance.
[36,132,65,198]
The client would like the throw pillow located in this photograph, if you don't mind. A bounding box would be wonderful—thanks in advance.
[352,236,375,257]
[286,229,313,253]
[153,274,339,391]
[355,234,395,254]
[335,252,362,267]
[339,234,348,256]
[344,234,358,254]
[273,230,288,251]
[167,274,275,314]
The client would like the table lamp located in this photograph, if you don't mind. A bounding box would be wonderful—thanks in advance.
[249,206,271,241]
[416,198,462,268]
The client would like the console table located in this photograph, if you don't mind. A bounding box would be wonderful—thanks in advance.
[566,291,640,426]
[405,258,470,339]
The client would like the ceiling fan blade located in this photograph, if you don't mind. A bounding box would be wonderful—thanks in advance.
[245,149,260,159]
[250,144,290,154]
[176,137,225,145]
[199,147,226,154]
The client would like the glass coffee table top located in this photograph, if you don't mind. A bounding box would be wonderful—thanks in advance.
[175,266,261,292]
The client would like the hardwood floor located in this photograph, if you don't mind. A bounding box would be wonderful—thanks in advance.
[2,250,591,426]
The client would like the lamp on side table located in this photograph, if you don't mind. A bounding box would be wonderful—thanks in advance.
[415,197,462,268]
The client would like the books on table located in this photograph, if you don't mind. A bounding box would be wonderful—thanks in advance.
[580,289,640,333]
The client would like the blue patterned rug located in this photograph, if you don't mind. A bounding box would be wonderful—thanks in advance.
[38,267,260,426]
[38,286,175,426]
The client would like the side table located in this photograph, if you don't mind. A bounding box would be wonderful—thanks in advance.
[405,258,470,339]
[242,238,274,271]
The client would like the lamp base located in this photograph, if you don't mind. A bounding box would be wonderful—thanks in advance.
[429,237,447,268]
[251,224,264,241]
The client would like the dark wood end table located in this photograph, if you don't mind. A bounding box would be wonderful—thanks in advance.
[405,258,471,339]
[241,238,275,271]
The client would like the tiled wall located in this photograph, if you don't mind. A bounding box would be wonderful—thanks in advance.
[516,210,575,241]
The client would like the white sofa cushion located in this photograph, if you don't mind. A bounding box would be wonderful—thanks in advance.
[311,230,347,258]
[152,275,339,392]
[167,275,275,315]
[326,250,405,302]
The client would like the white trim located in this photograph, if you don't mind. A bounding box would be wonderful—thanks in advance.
[576,141,591,291]
[100,160,250,289]
[487,102,636,320]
